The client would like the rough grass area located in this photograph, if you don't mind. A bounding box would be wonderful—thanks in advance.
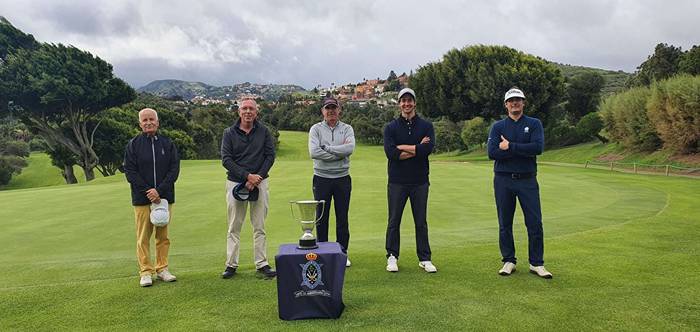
[0,131,698,330]
[1,152,104,190]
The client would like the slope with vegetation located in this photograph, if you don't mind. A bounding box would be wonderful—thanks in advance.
[137,79,306,101]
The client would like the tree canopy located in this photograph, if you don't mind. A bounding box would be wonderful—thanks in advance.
[565,71,605,122]
[627,43,683,87]
[0,40,135,180]
[410,45,565,125]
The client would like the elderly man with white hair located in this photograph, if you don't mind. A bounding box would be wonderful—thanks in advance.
[124,108,181,287]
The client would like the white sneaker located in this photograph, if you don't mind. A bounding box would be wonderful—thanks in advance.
[346,257,351,267]
[419,261,437,273]
[157,269,177,282]
[529,264,553,279]
[140,275,152,287]
[386,254,398,272]
[499,262,516,276]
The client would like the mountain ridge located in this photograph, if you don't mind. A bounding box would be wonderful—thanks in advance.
[137,79,306,101]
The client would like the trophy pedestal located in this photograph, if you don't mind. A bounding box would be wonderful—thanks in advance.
[297,239,318,250]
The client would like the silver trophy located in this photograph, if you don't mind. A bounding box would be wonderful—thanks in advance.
[290,200,325,249]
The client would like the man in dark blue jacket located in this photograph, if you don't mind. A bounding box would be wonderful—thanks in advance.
[124,108,180,287]
[220,98,277,280]
[487,87,552,279]
[383,88,437,273]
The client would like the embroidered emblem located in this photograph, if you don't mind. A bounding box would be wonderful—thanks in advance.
[300,252,324,289]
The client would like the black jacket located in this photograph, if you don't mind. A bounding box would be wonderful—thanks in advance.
[383,115,435,185]
[123,133,180,205]
[221,119,275,183]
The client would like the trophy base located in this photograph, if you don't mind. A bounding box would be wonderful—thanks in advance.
[297,239,318,250]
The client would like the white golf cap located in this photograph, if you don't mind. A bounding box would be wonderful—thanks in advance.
[150,198,170,227]
[504,88,526,102]
[398,88,416,100]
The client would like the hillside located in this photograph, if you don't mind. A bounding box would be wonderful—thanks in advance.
[433,141,700,176]
[553,63,632,95]
[137,80,215,100]
[137,79,306,101]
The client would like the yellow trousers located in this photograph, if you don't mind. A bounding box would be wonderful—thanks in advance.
[134,204,172,276]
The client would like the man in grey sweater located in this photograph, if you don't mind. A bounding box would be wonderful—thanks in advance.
[308,96,355,267]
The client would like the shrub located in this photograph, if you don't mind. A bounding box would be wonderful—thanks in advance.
[599,86,661,151]
[433,118,464,153]
[460,117,489,150]
[575,112,606,143]
[647,74,700,153]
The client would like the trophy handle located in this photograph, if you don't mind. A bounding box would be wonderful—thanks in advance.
[289,201,297,221]
[316,200,326,224]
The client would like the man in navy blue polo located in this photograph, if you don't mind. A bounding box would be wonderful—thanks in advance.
[487,87,553,279]
[383,88,437,273]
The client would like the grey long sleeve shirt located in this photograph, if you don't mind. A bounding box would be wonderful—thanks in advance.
[308,120,355,178]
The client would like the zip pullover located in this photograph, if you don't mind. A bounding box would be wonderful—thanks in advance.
[308,120,355,178]
[123,133,180,205]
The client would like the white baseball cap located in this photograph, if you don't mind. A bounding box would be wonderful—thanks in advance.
[150,198,170,227]
[504,88,526,102]
[398,88,416,100]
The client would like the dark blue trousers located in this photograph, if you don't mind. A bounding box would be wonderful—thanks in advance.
[386,182,432,261]
[494,175,544,266]
[313,175,351,253]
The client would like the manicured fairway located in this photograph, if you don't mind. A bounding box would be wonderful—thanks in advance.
[0,131,698,330]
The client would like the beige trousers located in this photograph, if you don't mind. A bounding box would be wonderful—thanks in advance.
[134,204,172,276]
[225,178,270,269]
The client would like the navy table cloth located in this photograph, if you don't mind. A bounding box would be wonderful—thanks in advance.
[275,242,346,320]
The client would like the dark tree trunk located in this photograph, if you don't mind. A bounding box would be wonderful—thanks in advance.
[595,134,609,143]
[83,166,95,181]
[62,165,78,184]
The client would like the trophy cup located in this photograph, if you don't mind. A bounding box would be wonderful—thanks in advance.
[290,200,325,249]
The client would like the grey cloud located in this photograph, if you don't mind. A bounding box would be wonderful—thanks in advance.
[2,0,698,89]
[28,1,141,37]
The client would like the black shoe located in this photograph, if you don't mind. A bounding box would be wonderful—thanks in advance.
[221,266,237,279]
[256,265,277,279]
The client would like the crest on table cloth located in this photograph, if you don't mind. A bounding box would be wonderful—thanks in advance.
[300,252,324,289]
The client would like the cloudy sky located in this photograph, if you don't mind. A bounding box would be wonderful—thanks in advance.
[1,0,697,89]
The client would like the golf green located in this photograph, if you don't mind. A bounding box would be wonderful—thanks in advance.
[0,131,697,330]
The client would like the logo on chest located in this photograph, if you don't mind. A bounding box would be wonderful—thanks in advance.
[524,126,529,134]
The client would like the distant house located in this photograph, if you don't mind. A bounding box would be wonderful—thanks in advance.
[346,100,369,108]
[295,100,317,106]
[353,84,375,100]
[375,83,386,93]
